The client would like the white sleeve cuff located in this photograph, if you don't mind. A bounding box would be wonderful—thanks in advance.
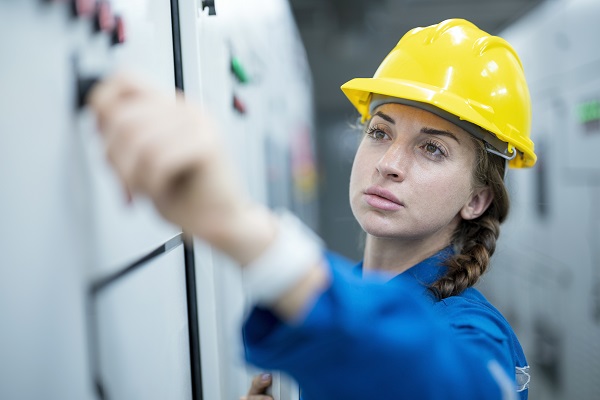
[242,211,324,306]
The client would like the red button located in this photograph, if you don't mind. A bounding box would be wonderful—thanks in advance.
[73,0,95,17]
[95,1,115,32]
[111,15,126,45]
[233,95,247,114]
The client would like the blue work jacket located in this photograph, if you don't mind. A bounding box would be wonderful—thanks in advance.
[244,249,530,399]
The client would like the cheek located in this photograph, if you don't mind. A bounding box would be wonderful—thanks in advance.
[411,167,473,216]
[349,147,376,221]
[349,145,370,192]
[349,161,362,214]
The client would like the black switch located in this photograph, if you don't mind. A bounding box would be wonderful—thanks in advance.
[202,0,216,16]
[77,76,100,109]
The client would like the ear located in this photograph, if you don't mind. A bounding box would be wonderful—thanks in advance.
[460,187,494,220]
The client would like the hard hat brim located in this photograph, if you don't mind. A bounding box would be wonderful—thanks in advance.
[341,77,536,168]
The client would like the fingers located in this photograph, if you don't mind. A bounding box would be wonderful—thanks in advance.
[87,71,245,235]
[239,373,273,400]
[89,72,151,118]
[247,373,272,396]
[91,76,196,200]
[102,98,176,195]
[89,74,130,129]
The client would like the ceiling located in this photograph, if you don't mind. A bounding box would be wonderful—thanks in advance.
[289,0,546,114]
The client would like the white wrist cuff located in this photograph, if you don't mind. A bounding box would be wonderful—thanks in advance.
[242,211,324,306]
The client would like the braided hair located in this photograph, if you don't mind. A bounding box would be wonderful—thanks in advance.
[429,139,510,300]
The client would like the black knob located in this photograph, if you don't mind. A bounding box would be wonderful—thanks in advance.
[202,0,216,16]
[77,76,100,109]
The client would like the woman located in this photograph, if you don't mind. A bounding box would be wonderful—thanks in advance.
[92,19,534,400]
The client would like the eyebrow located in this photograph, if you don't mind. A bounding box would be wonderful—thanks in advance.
[420,127,461,144]
[372,111,461,144]
[373,111,395,124]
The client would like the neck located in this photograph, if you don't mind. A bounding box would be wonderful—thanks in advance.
[362,232,453,277]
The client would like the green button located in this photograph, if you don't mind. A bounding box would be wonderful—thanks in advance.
[231,57,249,84]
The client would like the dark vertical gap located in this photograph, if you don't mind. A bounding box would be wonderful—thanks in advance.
[87,295,107,400]
[170,0,184,91]
[169,1,203,399]
[183,237,203,400]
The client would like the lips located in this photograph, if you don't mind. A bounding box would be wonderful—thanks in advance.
[364,186,404,211]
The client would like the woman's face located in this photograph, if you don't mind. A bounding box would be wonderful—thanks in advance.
[349,103,479,242]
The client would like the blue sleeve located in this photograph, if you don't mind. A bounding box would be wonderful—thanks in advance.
[243,252,517,400]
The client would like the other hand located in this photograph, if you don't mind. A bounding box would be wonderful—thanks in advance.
[240,373,273,400]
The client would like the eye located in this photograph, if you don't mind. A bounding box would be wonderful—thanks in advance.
[421,140,448,160]
[365,125,390,141]
[425,143,440,154]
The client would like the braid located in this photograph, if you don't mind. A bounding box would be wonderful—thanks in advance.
[430,139,509,300]
[431,214,500,299]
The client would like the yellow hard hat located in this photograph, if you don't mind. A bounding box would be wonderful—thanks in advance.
[341,19,536,168]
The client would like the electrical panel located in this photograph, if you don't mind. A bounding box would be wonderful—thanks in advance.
[0,1,315,399]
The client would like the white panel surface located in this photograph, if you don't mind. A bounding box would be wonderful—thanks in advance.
[94,245,191,400]
[111,0,176,91]
[0,1,185,399]
[0,2,93,400]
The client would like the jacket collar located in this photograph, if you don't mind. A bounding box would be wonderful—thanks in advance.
[355,247,453,287]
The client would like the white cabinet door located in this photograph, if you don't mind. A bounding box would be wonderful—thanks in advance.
[93,240,191,400]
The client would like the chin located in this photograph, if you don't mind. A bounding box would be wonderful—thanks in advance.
[357,214,407,238]
[358,214,451,243]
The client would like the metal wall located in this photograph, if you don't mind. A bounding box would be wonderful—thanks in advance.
[480,1,600,398]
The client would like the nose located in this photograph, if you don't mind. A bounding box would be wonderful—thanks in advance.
[376,144,406,182]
